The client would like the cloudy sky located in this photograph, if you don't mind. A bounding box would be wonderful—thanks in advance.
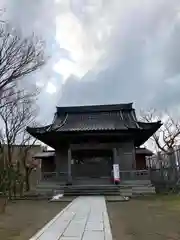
[3,0,180,123]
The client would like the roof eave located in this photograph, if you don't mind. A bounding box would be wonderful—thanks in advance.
[134,121,162,146]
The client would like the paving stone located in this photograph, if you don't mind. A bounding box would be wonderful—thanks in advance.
[60,238,81,240]
[63,221,86,238]
[103,211,113,240]
[60,211,76,221]
[83,230,104,240]
[85,221,104,231]
[88,215,103,222]
[38,220,68,240]
[30,196,113,240]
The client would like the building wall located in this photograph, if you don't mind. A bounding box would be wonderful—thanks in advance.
[136,154,147,170]
[41,157,56,172]
[0,144,44,166]
[116,141,136,170]
[54,140,136,178]
[55,148,68,173]
[55,148,68,182]
[0,144,44,190]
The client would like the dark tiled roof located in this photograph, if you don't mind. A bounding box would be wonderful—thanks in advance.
[33,151,55,158]
[52,110,139,132]
[135,148,153,155]
[26,103,162,140]
[55,112,126,131]
[50,103,141,132]
[137,121,162,130]
[56,103,133,114]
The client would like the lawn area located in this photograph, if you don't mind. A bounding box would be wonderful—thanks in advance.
[107,195,180,240]
[0,200,68,240]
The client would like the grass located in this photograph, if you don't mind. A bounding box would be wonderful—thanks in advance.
[107,194,180,240]
[0,200,67,240]
[1,194,180,240]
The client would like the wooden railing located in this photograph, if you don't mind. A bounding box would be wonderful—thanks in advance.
[39,168,180,185]
[41,172,57,181]
[41,170,150,181]
[119,170,150,181]
[41,172,67,181]
[149,168,180,184]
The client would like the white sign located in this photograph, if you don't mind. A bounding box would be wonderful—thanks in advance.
[113,164,120,182]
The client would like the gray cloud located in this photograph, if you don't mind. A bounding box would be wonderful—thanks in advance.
[1,0,63,123]
[58,0,180,112]
[1,0,180,122]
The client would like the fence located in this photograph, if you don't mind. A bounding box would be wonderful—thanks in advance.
[146,147,180,169]
[41,147,180,186]
[41,170,150,182]
[120,170,150,181]
[41,172,67,182]
[146,148,180,186]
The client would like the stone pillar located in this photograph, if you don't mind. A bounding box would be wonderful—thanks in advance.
[67,147,72,184]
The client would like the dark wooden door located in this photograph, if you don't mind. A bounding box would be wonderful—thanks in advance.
[72,157,112,178]
[136,154,146,170]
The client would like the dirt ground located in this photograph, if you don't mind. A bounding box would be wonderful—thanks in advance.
[107,195,180,240]
[0,200,68,240]
[107,196,180,240]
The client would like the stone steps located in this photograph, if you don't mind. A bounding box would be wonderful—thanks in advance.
[120,180,152,186]
[35,181,64,196]
[35,180,155,197]
[120,185,156,196]
[63,185,120,196]
[64,192,120,196]
[119,180,155,196]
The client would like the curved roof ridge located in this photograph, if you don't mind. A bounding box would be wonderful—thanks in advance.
[26,124,52,134]
[55,113,69,130]
[56,103,133,114]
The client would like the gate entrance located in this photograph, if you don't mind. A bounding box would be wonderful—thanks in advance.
[71,149,113,178]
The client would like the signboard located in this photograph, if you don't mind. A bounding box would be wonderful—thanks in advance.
[113,164,120,182]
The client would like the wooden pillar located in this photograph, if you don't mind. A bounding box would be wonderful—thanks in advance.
[113,148,118,164]
[132,145,136,169]
[67,147,72,184]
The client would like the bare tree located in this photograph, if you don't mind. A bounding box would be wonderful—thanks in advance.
[140,109,180,153]
[0,22,45,103]
[0,88,40,194]
[18,132,39,192]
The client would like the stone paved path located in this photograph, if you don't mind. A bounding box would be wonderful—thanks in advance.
[30,196,112,240]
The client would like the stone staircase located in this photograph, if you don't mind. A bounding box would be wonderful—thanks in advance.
[63,184,120,196]
[35,179,155,197]
[119,180,156,196]
[35,181,64,196]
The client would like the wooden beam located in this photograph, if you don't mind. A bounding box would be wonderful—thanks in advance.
[70,142,122,150]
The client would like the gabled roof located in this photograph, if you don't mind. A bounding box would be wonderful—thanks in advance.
[52,111,138,132]
[56,103,133,114]
[33,151,55,158]
[135,147,153,156]
[26,103,162,147]
[51,103,140,132]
